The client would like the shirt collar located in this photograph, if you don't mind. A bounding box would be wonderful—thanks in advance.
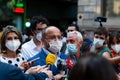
[42,48,51,55]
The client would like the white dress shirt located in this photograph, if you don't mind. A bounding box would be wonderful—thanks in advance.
[21,39,41,60]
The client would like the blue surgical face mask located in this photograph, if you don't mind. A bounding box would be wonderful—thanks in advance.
[67,43,77,55]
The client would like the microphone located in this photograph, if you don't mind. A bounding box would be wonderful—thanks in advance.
[57,59,68,80]
[57,59,67,74]
[66,58,73,70]
[46,53,56,70]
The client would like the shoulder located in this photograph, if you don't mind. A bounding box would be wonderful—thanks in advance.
[100,46,110,55]
[27,53,40,62]
[28,49,45,60]
[0,62,48,80]
[22,40,32,48]
[0,62,23,76]
[103,46,110,52]
[0,62,10,69]
[59,52,69,60]
[84,38,93,44]
[0,55,9,64]
[28,49,46,61]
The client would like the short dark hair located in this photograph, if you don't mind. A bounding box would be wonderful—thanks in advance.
[30,15,49,30]
[68,24,79,31]
[68,53,118,80]
[94,26,109,38]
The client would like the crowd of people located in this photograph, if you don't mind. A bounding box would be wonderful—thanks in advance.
[0,15,120,80]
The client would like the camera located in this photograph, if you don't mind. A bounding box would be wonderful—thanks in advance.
[95,17,107,22]
[94,17,107,27]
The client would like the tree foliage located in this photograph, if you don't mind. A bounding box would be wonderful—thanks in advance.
[0,0,14,21]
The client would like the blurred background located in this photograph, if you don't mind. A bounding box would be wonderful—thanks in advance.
[0,0,120,32]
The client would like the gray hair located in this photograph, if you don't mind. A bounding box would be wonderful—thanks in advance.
[67,31,83,41]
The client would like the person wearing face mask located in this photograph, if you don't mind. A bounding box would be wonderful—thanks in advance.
[66,31,83,64]
[0,25,38,71]
[109,32,120,55]
[109,32,120,74]
[91,27,120,75]
[0,25,55,80]
[61,24,80,54]
[28,26,68,80]
[90,26,110,55]
[0,25,53,75]
[21,15,49,60]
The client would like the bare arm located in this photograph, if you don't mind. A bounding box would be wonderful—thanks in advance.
[103,52,120,64]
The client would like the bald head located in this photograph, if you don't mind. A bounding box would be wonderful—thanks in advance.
[42,26,62,49]
[42,26,61,38]
[46,26,61,35]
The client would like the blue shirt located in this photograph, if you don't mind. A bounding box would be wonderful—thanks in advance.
[28,48,68,75]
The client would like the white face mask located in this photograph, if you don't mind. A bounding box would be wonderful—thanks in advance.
[93,37,104,48]
[48,41,62,53]
[5,40,21,51]
[111,44,120,53]
[36,32,42,41]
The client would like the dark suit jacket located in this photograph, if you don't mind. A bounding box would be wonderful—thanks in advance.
[0,62,48,80]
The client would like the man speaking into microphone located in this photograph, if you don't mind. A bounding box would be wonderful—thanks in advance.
[28,26,68,80]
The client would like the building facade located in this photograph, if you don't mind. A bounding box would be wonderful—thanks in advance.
[78,0,120,31]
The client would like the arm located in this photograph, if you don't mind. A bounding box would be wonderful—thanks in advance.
[7,64,50,80]
[108,56,120,64]
[103,52,120,64]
